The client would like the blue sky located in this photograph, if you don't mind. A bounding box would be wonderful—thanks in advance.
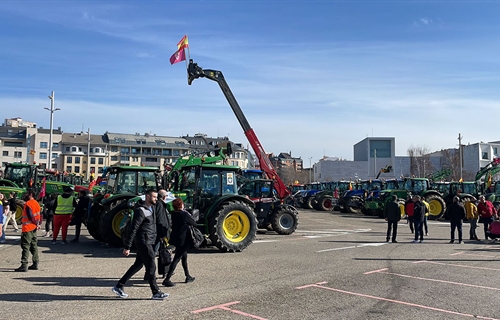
[1,1,500,165]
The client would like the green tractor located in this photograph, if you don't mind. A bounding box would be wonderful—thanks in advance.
[166,161,256,252]
[365,178,446,219]
[87,165,161,247]
[1,162,73,220]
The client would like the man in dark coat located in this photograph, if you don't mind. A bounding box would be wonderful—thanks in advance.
[384,195,401,243]
[412,195,427,243]
[112,189,169,300]
[448,196,466,244]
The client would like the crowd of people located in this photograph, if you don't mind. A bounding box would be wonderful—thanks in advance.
[384,193,500,244]
[1,186,199,301]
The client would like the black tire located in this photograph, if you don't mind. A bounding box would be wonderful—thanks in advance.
[99,201,129,247]
[425,194,446,220]
[320,196,335,211]
[209,201,257,252]
[271,205,299,235]
[302,197,314,210]
[87,204,105,242]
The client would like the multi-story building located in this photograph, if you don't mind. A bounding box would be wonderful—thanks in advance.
[27,127,63,170]
[105,132,190,169]
[59,132,108,178]
[269,152,303,171]
[0,125,35,164]
[4,117,37,128]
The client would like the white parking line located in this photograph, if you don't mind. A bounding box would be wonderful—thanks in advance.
[317,243,387,253]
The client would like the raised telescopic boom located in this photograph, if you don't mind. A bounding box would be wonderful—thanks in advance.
[475,158,500,182]
[187,59,291,199]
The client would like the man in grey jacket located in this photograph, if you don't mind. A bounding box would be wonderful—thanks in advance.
[384,195,401,243]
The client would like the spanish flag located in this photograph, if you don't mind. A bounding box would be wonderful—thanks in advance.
[177,35,189,50]
[349,182,353,190]
[487,172,493,189]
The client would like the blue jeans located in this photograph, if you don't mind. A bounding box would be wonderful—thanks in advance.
[450,220,463,242]
[414,220,424,241]
[0,215,5,242]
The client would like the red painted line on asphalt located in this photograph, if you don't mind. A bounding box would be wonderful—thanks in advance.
[372,270,500,291]
[449,251,465,256]
[363,268,388,275]
[296,283,500,320]
[191,301,268,320]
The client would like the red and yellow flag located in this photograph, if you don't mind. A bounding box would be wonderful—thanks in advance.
[169,47,186,65]
[177,35,189,50]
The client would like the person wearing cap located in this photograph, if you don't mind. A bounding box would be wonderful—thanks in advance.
[448,196,466,244]
[52,186,77,244]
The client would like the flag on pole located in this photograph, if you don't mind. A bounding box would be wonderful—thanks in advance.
[39,177,46,199]
[348,182,353,191]
[487,172,493,189]
[170,47,186,65]
[177,35,189,50]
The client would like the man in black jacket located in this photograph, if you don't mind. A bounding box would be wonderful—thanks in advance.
[112,189,169,300]
[384,195,401,243]
[412,195,427,243]
[448,196,466,244]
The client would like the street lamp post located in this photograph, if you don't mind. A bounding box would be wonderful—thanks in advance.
[45,91,60,170]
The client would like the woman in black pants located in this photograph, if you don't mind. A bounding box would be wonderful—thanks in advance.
[162,198,196,287]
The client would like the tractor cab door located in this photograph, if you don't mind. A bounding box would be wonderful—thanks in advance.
[239,179,273,220]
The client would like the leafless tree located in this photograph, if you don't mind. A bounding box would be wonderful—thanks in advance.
[407,145,434,177]
[277,166,309,186]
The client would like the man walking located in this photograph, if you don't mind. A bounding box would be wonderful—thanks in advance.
[404,194,415,233]
[52,186,77,244]
[384,195,401,243]
[464,199,479,240]
[112,189,169,300]
[15,189,42,272]
[412,195,427,243]
[448,196,466,244]
[4,192,19,232]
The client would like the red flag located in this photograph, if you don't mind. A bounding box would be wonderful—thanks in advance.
[177,35,189,51]
[170,48,186,65]
[39,177,46,199]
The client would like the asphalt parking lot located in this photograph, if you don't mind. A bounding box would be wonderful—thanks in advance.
[1,208,500,320]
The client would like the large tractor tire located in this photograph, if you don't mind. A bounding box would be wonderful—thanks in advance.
[87,204,106,242]
[271,205,299,235]
[319,196,335,211]
[301,197,314,210]
[209,201,257,252]
[99,202,129,247]
[15,199,25,222]
[425,194,446,220]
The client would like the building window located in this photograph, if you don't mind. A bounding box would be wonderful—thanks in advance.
[120,156,129,161]
[162,149,171,156]
[98,158,104,165]
[98,167,104,174]
[14,151,22,158]
[482,152,489,160]
[111,146,118,152]
[67,157,73,164]
[52,153,58,158]
[145,157,157,162]
[53,142,59,149]
[74,166,80,173]
[40,152,47,159]
[111,156,118,161]
[173,150,180,156]
[2,151,8,156]
[132,157,139,162]
[91,157,96,164]
[66,166,72,173]
[71,147,77,152]
[494,148,498,156]
[40,142,48,148]
[75,157,81,164]
[66,147,70,151]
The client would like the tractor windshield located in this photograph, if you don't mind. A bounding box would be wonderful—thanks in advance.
[107,170,157,194]
[461,183,477,195]
[4,165,32,187]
